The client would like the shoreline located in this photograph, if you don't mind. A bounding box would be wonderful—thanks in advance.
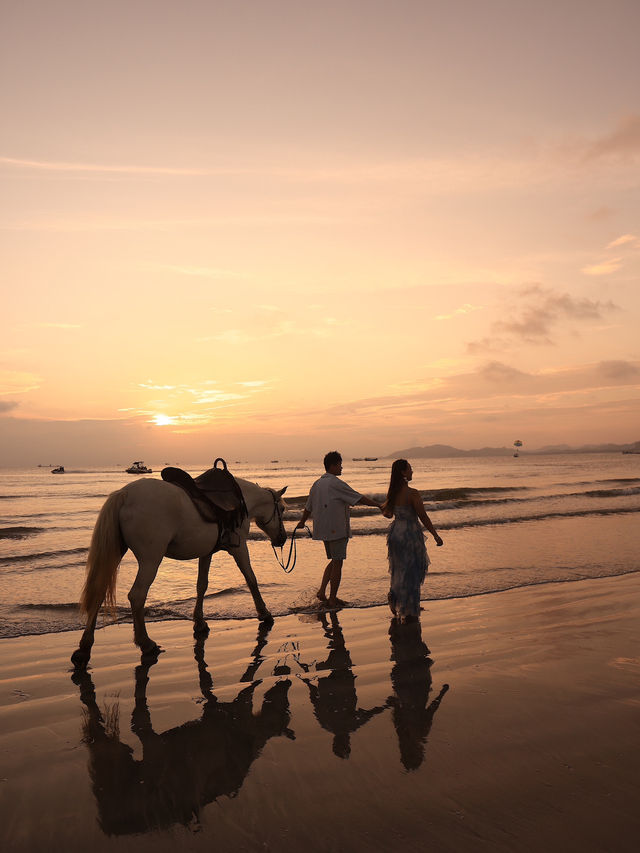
[3,567,640,642]
[2,573,640,851]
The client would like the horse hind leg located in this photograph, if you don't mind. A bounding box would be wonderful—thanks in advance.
[71,607,100,668]
[128,555,164,658]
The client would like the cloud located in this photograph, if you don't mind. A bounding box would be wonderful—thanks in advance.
[597,360,640,380]
[582,257,623,276]
[435,303,482,321]
[587,206,615,222]
[478,362,530,384]
[468,285,618,351]
[0,156,219,176]
[0,369,41,395]
[321,359,640,424]
[162,265,246,279]
[0,400,19,414]
[583,115,640,161]
[606,234,638,249]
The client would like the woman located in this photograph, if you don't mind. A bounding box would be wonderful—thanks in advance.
[383,460,443,623]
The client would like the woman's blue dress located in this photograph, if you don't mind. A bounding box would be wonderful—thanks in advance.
[387,505,430,619]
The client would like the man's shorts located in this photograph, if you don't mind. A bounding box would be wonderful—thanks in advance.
[323,538,348,560]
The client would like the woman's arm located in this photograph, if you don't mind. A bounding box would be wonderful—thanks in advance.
[410,490,443,545]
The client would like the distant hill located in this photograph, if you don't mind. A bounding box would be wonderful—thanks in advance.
[385,441,640,459]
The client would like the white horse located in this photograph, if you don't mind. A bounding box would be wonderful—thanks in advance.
[71,477,287,667]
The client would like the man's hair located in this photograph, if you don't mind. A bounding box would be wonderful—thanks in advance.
[323,450,342,471]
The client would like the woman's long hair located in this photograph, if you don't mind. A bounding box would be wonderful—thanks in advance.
[385,459,409,514]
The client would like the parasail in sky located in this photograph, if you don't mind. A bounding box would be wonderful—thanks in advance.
[513,439,523,457]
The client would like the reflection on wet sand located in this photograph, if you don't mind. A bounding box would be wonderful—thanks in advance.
[298,611,386,758]
[72,624,293,835]
[72,615,449,835]
[387,617,449,771]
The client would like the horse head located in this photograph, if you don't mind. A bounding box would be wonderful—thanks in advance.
[254,486,288,547]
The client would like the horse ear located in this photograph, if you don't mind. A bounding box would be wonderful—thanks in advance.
[276,486,287,498]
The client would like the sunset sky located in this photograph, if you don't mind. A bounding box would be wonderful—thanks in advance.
[2,0,639,465]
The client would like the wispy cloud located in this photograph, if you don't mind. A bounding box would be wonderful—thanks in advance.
[322,359,640,421]
[606,234,638,249]
[435,303,482,321]
[161,265,247,279]
[582,257,623,276]
[0,156,223,176]
[467,285,618,351]
[583,114,640,161]
[0,369,41,395]
[0,400,19,414]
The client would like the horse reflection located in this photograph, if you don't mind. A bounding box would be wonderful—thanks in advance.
[298,611,385,759]
[387,617,449,771]
[72,624,293,835]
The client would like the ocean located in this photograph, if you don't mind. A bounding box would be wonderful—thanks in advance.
[1,454,639,640]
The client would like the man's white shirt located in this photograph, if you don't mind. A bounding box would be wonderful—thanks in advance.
[305,473,362,541]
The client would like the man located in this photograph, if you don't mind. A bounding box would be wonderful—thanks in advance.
[295,451,382,606]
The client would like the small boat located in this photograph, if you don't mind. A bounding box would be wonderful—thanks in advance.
[352,457,364,461]
[51,466,65,474]
[364,457,378,461]
[126,461,153,474]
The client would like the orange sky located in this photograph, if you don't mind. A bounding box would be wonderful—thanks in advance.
[1,0,639,465]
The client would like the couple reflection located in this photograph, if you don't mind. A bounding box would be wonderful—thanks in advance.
[387,617,449,771]
[72,623,293,835]
[73,613,448,835]
[300,611,448,768]
[298,611,385,758]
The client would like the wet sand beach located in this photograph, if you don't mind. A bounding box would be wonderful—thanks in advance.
[1,574,639,852]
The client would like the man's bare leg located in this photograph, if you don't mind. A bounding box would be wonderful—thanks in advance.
[317,561,333,601]
[328,559,344,605]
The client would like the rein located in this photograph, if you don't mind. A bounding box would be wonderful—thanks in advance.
[271,524,311,574]
[263,488,310,574]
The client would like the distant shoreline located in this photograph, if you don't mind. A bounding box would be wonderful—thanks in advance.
[385,441,640,459]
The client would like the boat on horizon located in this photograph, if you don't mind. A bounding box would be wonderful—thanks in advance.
[126,461,153,474]
[51,466,65,474]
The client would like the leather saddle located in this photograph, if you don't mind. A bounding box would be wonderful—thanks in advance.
[161,459,248,548]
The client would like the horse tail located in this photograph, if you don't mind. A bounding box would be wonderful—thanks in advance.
[80,489,128,619]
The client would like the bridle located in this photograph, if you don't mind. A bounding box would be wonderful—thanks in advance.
[263,488,308,574]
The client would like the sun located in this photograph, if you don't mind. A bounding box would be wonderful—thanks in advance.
[152,414,174,427]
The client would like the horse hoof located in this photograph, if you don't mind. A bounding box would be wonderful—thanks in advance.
[71,648,90,668]
[140,643,162,661]
[193,622,210,637]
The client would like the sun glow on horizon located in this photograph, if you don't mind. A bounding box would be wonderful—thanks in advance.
[152,414,175,427]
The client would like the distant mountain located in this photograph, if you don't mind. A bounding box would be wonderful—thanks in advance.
[385,444,511,458]
[385,441,640,459]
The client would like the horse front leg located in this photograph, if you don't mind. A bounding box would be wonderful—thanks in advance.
[232,541,273,624]
[128,557,163,658]
[71,607,99,668]
[193,554,212,636]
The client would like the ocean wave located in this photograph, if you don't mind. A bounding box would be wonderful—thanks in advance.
[0,547,88,566]
[3,568,639,640]
[584,486,640,498]
[0,526,44,539]
[349,504,640,535]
